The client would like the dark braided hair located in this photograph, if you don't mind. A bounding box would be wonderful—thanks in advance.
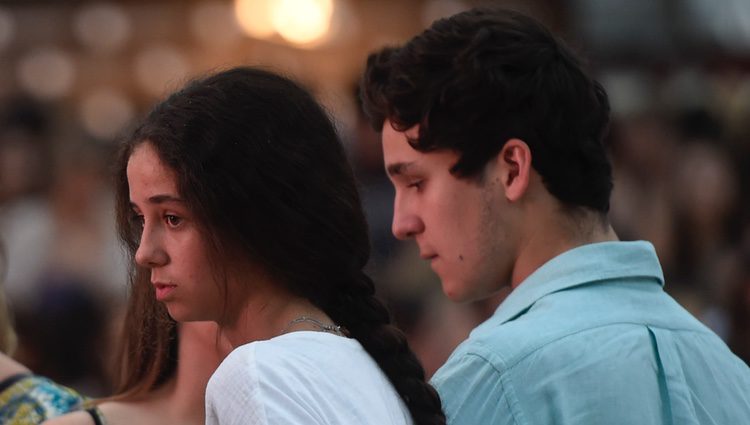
[361,8,613,213]
[114,66,445,424]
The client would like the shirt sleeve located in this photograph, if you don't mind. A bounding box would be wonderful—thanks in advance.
[205,347,267,425]
[205,344,330,425]
[431,352,522,425]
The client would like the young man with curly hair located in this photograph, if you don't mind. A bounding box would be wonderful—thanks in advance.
[361,8,750,424]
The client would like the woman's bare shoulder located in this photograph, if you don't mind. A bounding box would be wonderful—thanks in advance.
[42,410,96,425]
[0,352,30,380]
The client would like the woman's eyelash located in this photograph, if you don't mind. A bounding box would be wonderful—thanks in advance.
[131,213,144,226]
[165,214,182,226]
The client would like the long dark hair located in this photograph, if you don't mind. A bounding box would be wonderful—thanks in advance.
[114,67,445,424]
[108,276,178,400]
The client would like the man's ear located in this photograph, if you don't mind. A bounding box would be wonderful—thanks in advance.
[497,138,532,202]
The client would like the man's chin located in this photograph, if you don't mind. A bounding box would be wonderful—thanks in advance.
[442,281,474,303]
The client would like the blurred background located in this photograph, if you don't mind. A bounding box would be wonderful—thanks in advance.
[0,0,748,395]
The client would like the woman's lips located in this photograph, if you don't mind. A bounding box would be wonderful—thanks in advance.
[153,283,177,301]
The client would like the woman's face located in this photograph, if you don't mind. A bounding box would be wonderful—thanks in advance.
[127,142,224,322]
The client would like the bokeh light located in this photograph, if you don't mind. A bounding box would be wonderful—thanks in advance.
[234,0,275,39]
[271,0,333,46]
[73,2,131,53]
[79,88,135,141]
[134,44,189,98]
[16,48,76,100]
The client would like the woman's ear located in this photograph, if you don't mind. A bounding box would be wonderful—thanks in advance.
[497,138,532,202]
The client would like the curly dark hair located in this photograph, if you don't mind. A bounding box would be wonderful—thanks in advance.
[361,8,613,213]
[114,67,445,424]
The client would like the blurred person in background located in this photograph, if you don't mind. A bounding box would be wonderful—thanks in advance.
[607,111,678,272]
[12,275,109,397]
[348,83,400,270]
[361,7,750,424]
[727,249,750,365]
[0,240,86,424]
[0,96,126,396]
[0,95,56,305]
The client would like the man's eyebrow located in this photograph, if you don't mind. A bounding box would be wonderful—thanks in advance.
[130,194,185,208]
[386,161,416,177]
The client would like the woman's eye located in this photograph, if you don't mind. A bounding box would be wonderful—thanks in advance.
[165,215,182,227]
[132,214,145,228]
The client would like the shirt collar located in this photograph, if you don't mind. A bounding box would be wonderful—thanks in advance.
[489,240,664,326]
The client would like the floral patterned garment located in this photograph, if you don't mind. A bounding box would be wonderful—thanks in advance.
[0,374,85,424]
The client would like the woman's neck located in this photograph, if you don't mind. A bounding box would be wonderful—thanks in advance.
[221,291,335,348]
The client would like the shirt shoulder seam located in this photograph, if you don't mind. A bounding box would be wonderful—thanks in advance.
[463,321,715,372]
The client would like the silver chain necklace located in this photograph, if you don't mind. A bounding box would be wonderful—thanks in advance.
[283,316,346,336]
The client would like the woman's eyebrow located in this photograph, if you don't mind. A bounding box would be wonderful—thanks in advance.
[130,194,185,207]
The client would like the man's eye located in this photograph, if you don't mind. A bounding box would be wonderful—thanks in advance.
[407,180,423,190]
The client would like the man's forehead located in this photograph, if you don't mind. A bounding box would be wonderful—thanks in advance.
[382,123,421,178]
[404,125,419,139]
[382,119,419,139]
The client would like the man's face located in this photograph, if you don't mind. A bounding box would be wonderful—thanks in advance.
[381,121,515,302]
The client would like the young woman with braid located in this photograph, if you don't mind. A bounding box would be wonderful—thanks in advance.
[113,66,445,425]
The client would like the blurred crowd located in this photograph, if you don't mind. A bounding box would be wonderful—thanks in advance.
[0,0,748,397]
[0,95,126,395]
[601,66,750,365]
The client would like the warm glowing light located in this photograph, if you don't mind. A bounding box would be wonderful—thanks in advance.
[234,0,275,39]
[271,0,333,45]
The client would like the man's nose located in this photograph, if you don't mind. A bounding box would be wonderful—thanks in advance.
[392,201,425,240]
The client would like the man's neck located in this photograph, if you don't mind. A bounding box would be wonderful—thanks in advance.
[510,209,618,289]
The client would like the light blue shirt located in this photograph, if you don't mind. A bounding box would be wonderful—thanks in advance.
[431,241,750,424]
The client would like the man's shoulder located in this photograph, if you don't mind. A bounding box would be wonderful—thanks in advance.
[432,276,750,424]
[434,281,689,376]
[432,310,561,383]
[433,282,742,392]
